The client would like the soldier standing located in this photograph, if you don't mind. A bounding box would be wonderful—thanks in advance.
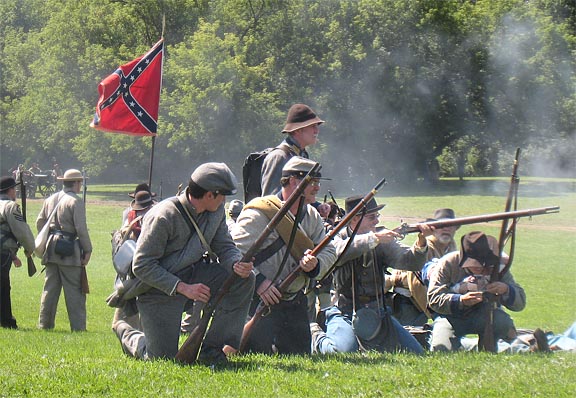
[36,169,92,331]
[0,177,35,328]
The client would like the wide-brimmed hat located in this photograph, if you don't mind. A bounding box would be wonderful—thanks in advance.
[281,104,324,133]
[426,208,459,229]
[345,195,385,215]
[57,169,85,181]
[191,162,238,196]
[0,176,17,192]
[128,183,157,198]
[460,231,500,269]
[281,156,329,179]
[130,191,154,211]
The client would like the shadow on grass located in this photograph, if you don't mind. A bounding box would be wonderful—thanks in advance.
[184,351,422,372]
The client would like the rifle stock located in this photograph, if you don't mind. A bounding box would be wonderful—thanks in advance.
[393,206,559,236]
[238,177,387,353]
[174,163,321,364]
[18,172,37,276]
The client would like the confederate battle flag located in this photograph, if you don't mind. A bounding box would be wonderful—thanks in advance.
[90,39,164,136]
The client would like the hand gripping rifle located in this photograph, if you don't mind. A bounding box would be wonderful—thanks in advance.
[174,163,321,364]
[19,172,37,276]
[238,177,387,353]
[480,148,521,352]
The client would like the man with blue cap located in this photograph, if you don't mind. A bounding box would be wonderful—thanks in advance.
[112,162,255,364]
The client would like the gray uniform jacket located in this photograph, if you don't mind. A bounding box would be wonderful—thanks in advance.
[0,194,35,254]
[260,137,306,196]
[427,251,526,316]
[333,229,428,299]
[132,191,242,297]
[231,199,336,299]
[36,188,92,266]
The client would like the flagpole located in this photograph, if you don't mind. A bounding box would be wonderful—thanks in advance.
[148,16,165,190]
[148,135,156,187]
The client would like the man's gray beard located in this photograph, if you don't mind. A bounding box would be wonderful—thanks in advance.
[436,234,453,245]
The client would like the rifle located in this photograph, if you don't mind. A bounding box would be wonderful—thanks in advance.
[481,148,521,352]
[18,172,37,276]
[238,177,387,353]
[80,170,89,294]
[328,190,345,218]
[392,206,559,237]
[174,163,321,364]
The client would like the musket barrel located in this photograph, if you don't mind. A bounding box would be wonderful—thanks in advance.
[396,206,560,235]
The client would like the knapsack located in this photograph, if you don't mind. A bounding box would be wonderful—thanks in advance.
[242,144,292,203]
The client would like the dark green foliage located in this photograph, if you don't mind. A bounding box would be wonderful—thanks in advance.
[0,0,574,187]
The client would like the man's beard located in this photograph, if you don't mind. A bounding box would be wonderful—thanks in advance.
[435,233,453,245]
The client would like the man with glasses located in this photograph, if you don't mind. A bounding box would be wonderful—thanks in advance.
[231,156,336,354]
[310,195,433,354]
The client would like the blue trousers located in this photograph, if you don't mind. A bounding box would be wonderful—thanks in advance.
[314,305,424,354]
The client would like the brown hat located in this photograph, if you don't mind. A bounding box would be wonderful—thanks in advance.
[57,169,85,181]
[345,195,385,215]
[429,208,456,221]
[130,191,154,211]
[128,183,157,198]
[0,176,17,192]
[426,208,459,228]
[282,104,324,133]
[460,231,500,269]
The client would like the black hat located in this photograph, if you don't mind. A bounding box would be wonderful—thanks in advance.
[0,176,17,192]
[281,156,329,179]
[460,231,500,269]
[282,104,324,133]
[128,183,157,198]
[191,162,238,196]
[345,195,385,215]
[130,191,154,211]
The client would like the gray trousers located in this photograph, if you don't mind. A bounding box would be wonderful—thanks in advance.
[117,261,255,360]
[430,306,515,351]
[38,263,86,331]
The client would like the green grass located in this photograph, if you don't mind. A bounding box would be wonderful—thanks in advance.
[2,178,575,397]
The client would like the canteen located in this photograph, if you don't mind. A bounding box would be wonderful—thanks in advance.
[113,239,136,276]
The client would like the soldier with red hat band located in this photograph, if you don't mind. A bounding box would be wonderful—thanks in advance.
[260,103,324,197]
[0,176,35,328]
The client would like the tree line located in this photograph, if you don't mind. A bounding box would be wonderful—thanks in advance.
[1,0,574,192]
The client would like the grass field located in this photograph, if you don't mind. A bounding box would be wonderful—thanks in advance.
[1,178,575,397]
